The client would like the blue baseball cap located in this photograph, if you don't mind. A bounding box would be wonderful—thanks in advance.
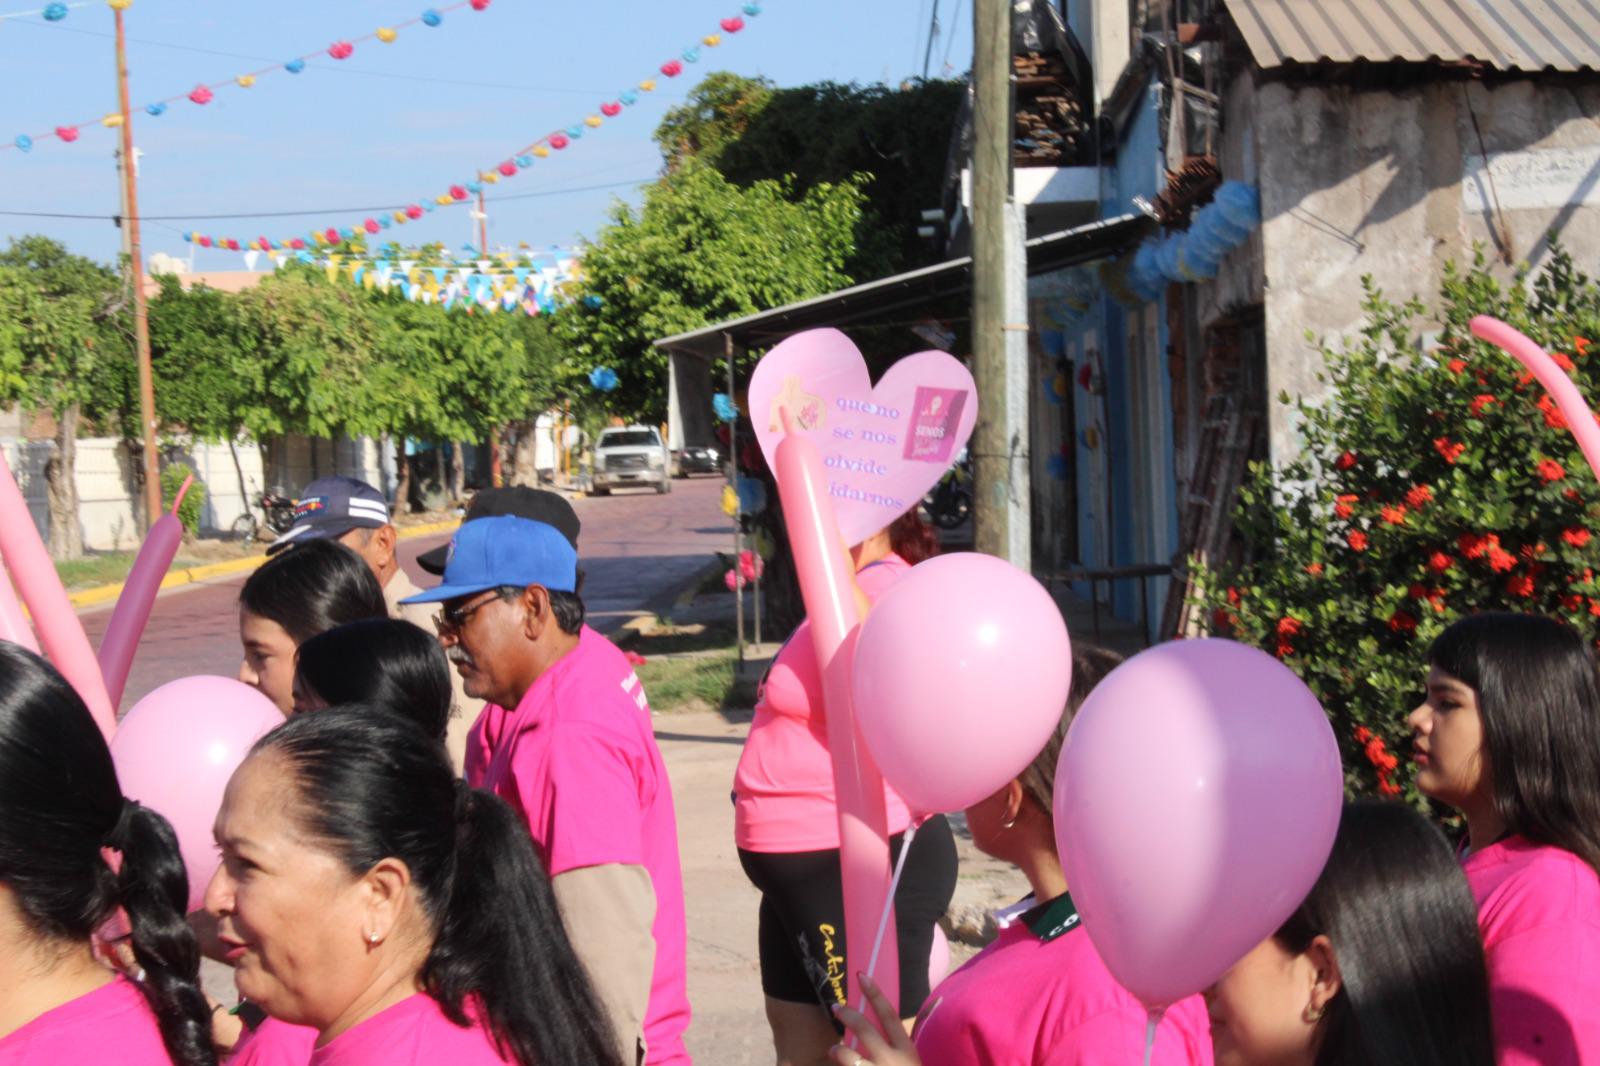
[399,514,577,604]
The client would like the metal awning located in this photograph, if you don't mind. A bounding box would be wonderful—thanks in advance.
[653,212,1152,359]
[1224,0,1600,73]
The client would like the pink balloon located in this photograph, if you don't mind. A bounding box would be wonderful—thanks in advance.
[748,329,978,546]
[928,923,950,993]
[1054,639,1342,1008]
[0,449,115,737]
[98,510,184,709]
[852,553,1072,814]
[0,559,39,653]
[1470,315,1600,484]
[773,419,901,1023]
[110,676,284,913]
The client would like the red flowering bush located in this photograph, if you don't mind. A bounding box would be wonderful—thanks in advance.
[1196,247,1600,798]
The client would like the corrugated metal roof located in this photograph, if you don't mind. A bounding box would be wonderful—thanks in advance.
[1224,0,1600,73]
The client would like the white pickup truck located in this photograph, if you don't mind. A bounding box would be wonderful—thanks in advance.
[589,426,671,495]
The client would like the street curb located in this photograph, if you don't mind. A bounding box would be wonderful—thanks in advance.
[614,556,725,646]
[68,518,462,610]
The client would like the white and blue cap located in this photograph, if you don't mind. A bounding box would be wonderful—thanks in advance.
[267,476,391,555]
[399,515,578,604]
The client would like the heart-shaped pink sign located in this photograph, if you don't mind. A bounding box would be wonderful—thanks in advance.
[749,328,977,547]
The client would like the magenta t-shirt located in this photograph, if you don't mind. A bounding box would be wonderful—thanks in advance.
[309,994,507,1065]
[1463,837,1600,1065]
[465,626,690,1065]
[0,975,173,1065]
[912,895,1213,1066]
[733,553,916,852]
[229,1016,317,1065]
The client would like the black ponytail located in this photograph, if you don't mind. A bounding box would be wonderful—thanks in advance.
[257,707,622,1066]
[0,644,215,1066]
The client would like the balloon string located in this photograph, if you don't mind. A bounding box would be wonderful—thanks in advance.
[854,822,917,1018]
[1142,1008,1163,1066]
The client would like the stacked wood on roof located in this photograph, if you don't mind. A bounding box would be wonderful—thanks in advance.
[1013,51,1090,166]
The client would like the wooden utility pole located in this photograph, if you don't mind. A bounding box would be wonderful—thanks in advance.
[971,0,1030,564]
[114,3,161,532]
[477,188,489,256]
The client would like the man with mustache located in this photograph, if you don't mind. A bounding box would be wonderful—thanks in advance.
[403,515,690,1066]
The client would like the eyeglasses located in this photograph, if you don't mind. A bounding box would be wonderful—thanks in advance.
[432,589,505,636]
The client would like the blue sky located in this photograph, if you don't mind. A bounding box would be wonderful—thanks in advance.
[0,0,973,267]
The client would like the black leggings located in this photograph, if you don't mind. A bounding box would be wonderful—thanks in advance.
[738,815,959,1022]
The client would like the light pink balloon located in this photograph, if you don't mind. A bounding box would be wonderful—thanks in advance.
[773,421,901,1022]
[98,511,184,710]
[0,559,39,653]
[110,676,284,913]
[1470,315,1600,484]
[852,552,1073,814]
[1054,639,1342,1008]
[928,923,950,993]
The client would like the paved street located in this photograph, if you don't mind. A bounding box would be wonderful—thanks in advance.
[80,477,729,707]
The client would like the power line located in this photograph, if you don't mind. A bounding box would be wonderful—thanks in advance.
[921,0,942,80]
[0,176,658,223]
[941,0,965,72]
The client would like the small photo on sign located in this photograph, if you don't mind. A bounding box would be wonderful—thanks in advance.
[904,387,967,464]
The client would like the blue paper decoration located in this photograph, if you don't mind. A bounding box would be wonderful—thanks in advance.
[589,366,619,392]
[620,90,638,106]
[421,8,442,26]
[566,125,583,138]
[340,227,355,240]
[682,46,700,63]
[379,217,392,229]
[13,135,31,152]
[516,154,533,167]
[466,181,483,194]
[1046,454,1070,482]
[285,58,307,74]
[42,2,67,20]
[713,393,738,423]
[1214,181,1261,230]
[742,2,761,13]
[423,200,436,212]
[182,232,193,242]
[736,476,767,515]
[146,102,167,117]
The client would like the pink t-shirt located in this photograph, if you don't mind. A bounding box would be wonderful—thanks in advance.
[465,626,690,1066]
[310,994,507,1065]
[1463,836,1600,1065]
[733,554,916,852]
[229,1016,316,1065]
[0,975,172,1065]
[912,895,1213,1066]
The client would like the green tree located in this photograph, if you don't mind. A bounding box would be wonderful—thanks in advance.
[654,71,775,171]
[0,237,129,558]
[1195,247,1600,800]
[557,162,867,421]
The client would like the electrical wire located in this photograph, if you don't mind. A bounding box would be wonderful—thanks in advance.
[0,175,658,223]
[941,0,964,72]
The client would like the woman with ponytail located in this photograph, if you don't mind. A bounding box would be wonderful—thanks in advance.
[0,643,215,1066]
[205,705,620,1065]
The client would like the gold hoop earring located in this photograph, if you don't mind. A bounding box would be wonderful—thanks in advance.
[1001,817,1017,830]
[1303,1003,1325,1024]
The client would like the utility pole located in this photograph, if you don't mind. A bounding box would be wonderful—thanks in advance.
[970,0,1030,565]
[476,188,489,257]
[115,2,161,532]
[921,0,942,81]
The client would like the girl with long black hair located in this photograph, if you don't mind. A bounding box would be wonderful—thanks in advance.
[206,706,621,1065]
[1410,612,1600,1063]
[0,643,215,1066]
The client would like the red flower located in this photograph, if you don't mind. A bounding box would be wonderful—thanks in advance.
[1576,337,1592,355]
[1538,394,1568,430]
[1591,598,1600,618]
[1447,358,1468,374]
[1388,610,1417,634]
[1538,458,1567,482]
[1407,583,1428,599]
[1518,369,1536,387]
[1566,487,1583,502]
[1334,493,1358,519]
[1428,551,1454,573]
[1276,638,1295,659]
[1507,573,1536,598]
[1458,532,1492,559]
[1378,777,1403,797]
[1227,586,1242,607]
[1335,451,1358,471]
[1305,562,1324,576]
[1470,394,1497,416]
[1354,726,1373,744]
[1564,593,1585,613]
[1553,351,1576,373]
[1434,437,1466,464]
[1277,617,1303,637]
[1487,545,1518,572]
[1406,484,1434,509]
[1347,530,1369,552]
[1380,505,1408,525]
[1563,527,1592,548]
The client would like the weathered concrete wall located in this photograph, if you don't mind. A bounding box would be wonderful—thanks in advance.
[1202,73,1600,462]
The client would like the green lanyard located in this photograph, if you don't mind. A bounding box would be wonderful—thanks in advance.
[1023,892,1081,943]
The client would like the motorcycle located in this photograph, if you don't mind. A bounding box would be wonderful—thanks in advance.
[924,458,973,530]
[230,481,297,542]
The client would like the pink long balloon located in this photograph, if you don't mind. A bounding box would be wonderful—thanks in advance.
[0,449,116,737]
[0,559,40,653]
[1470,315,1600,483]
[98,477,191,709]
[773,422,901,1026]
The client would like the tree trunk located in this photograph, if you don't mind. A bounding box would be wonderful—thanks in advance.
[488,426,504,488]
[46,404,84,560]
[393,437,411,514]
[227,436,251,522]
[450,441,467,503]
[511,420,539,486]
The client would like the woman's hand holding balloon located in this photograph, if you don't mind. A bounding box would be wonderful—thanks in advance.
[828,974,923,1066]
